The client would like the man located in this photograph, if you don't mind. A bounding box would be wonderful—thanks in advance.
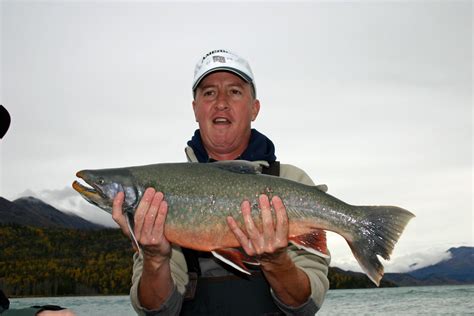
[112,50,330,315]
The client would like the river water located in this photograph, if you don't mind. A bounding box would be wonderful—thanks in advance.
[8,284,473,315]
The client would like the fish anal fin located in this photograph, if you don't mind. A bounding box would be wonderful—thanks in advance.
[212,248,251,275]
[289,229,329,258]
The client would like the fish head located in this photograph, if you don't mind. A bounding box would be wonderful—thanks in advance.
[72,168,142,214]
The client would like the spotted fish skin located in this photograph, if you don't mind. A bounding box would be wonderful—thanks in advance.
[73,160,414,285]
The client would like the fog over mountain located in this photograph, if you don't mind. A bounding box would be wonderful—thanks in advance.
[18,187,117,228]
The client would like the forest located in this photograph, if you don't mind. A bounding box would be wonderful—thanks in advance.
[0,224,394,297]
[0,224,133,296]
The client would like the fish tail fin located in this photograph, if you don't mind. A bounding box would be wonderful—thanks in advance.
[348,205,415,286]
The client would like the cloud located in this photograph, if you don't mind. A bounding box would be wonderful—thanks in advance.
[20,186,77,202]
[326,234,457,273]
[17,187,117,228]
[384,247,453,273]
[330,247,454,274]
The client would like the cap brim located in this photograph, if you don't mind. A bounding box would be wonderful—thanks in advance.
[192,67,253,91]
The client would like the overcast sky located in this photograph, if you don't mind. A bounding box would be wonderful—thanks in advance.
[1,0,472,273]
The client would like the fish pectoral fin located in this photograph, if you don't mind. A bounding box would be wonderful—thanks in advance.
[211,249,251,275]
[237,248,260,266]
[289,229,329,258]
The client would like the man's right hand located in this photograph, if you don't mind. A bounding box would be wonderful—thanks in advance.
[112,188,175,309]
[112,188,171,263]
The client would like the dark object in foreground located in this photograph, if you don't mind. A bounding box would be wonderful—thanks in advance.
[0,289,66,315]
[0,105,11,139]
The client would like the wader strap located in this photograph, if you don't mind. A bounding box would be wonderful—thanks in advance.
[262,161,280,176]
[182,248,202,276]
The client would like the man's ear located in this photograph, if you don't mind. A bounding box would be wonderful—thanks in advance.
[192,100,198,122]
[251,99,260,121]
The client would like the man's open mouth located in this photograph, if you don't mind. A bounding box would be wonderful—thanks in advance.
[213,117,231,124]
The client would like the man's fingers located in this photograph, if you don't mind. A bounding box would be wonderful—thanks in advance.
[155,197,168,232]
[226,215,255,256]
[272,196,289,246]
[241,199,266,254]
[142,191,163,238]
[134,188,156,239]
[149,192,168,244]
[241,200,258,237]
[140,192,172,260]
[112,191,130,237]
[259,194,275,248]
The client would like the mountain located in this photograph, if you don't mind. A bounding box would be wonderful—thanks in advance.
[0,196,104,229]
[328,267,397,289]
[1,196,472,288]
[409,247,473,282]
[384,247,474,286]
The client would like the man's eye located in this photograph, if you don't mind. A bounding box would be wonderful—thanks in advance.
[204,90,215,96]
[231,89,242,95]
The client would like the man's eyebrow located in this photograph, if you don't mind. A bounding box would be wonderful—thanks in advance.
[198,81,247,91]
[198,83,217,90]
[228,82,245,87]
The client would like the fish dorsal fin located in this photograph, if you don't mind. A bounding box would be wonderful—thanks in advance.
[210,160,269,174]
[315,184,328,193]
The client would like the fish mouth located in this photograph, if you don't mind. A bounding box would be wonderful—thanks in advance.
[72,171,104,203]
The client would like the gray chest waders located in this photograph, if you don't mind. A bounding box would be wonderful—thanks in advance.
[180,162,283,316]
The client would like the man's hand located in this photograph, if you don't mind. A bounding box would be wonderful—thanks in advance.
[226,194,311,307]
[112,188,175,310]
[226,195,289,266]
[112,188,171,263]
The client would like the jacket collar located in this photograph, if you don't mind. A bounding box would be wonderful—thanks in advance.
[186,129,277,163]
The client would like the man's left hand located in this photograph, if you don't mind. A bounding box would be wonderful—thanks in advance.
[226,194,290,266]
[228,195,312,307]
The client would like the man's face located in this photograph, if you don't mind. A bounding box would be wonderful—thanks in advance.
[192,71,260,159]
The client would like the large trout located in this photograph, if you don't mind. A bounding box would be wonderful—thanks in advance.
[72,160,414,286]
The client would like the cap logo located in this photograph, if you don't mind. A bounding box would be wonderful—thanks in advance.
[212,55,226,63]
[201,49,230,61]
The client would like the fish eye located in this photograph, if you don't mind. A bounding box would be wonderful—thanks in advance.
[98,179,105,185]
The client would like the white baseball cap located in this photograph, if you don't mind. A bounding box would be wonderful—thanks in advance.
[192,49,256,96]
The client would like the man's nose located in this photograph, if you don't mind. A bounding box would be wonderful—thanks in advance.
[215,93,229,110]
